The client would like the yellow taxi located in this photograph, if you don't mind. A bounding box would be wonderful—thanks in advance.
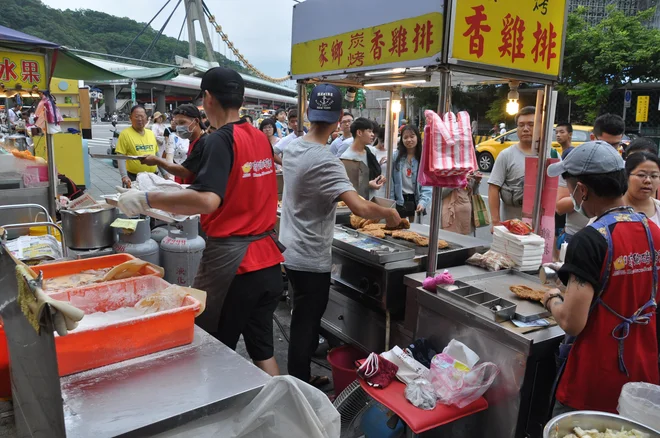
[476,125,593,172]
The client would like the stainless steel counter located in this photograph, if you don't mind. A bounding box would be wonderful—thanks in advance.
[405,269,564,438]
[61,326,270,438]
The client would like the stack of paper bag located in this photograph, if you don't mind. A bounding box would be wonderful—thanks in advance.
[491,226,545,271]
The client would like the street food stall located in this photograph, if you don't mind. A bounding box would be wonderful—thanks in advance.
[0,28,339,438]
[290,0,571,436]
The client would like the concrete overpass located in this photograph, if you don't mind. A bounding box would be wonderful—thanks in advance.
[81,57,298,115]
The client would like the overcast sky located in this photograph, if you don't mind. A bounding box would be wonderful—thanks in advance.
[40,0,295,77]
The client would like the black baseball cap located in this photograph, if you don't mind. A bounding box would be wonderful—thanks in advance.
[308,84,343,124]
[197,67,245,99]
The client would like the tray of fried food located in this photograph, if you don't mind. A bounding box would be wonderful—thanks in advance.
[350,214,378,230]
[391,230,449,248]
[509,284,549,302]
[351,214,411,230]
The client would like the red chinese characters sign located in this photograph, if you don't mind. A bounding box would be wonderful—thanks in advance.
[291,12,444,77]
[0,51,47,90]
[451,0,567,77]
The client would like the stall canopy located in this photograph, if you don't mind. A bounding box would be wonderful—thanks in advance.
[0,25,179,86]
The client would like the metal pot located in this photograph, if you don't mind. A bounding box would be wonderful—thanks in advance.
[544,410,660,438]
[60,207,117,250]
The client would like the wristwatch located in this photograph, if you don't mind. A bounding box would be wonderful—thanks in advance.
[544,293,564,312]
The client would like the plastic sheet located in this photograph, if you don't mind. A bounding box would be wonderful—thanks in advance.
[230,376,340,438]
[618,382,660,431]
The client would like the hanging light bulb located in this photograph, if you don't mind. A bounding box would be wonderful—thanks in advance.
[391,99,402,114]
[506,80,521,115]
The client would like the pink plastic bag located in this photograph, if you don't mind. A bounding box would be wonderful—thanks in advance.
[419,110,477,188]
[430,353,499,408]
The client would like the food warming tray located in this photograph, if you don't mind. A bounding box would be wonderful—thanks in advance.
[333,225,415,264]
[436,281,517,322]
[460,270,551,322]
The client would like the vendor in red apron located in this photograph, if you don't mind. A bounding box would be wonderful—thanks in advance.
[543,141,660,417]
[138,104,207,184]
[116,67,284,377]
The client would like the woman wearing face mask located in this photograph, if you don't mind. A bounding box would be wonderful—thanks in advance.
[390,125,431,220]
[139,104,207,184]
[623,151,660,226]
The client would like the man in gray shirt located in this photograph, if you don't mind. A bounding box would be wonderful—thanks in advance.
[488,106,537,229]
[329,112,354,156]
[280,84,400,387]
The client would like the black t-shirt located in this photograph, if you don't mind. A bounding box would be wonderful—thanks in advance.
[559,226,607,291]
[181,134,208,176]
[188,123,236,200]
[164,127,173,137]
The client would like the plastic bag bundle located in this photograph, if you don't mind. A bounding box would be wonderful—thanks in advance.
[466,250,516,271]
[419,110,477,188]
[405,378,436,411]
[430,343,499,408]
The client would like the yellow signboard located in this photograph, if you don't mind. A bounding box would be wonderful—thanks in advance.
[0,50,47,91]
[636,96,650,123]
[291,12,444,77]
[451,0,567,77]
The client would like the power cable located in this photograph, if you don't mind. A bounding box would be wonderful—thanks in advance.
[200,0,290,83]
[171,6,189,62]
[120,0,172,56]
[141,0,182,61]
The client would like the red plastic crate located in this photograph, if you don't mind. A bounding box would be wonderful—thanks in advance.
[1,254,166,397]
[0,276,199,390]
[35,254,162,288]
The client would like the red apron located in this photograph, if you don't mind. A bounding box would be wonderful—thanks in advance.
[556,208,659,412]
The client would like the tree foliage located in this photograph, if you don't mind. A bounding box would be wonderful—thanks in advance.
[1,0,249,72]
[558,6,660,122]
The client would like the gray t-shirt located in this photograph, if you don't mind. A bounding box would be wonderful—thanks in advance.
[558,175,590,235]
[330,136,354,157]
[280,138,356,272]
[488,144,534,221]
[340,146,368,166]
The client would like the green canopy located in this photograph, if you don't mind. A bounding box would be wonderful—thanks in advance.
[119,67,179,81]
[54,49,127,82]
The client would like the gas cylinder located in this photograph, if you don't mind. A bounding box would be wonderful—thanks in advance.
[113,218,160,265]
[160,216,206,286]
[151,226,169,244]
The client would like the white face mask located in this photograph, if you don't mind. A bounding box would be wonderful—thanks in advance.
[570,185,588,217]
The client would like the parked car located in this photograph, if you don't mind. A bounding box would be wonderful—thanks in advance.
[475,124,593,172]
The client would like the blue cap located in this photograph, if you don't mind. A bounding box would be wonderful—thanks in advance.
[308,84,343,124]
[547,141,624,177]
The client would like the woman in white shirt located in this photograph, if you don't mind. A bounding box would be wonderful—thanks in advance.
[623,151,660,226]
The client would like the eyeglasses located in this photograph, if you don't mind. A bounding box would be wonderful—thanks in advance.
[631,173,660,181]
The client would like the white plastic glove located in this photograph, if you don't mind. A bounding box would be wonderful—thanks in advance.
[116,188,150,217]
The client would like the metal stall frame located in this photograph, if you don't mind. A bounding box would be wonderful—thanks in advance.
[289,1,566,278]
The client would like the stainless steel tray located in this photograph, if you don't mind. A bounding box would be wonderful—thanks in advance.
[436,281,517,322]
[460,270,551,322]
[333,225,415,264]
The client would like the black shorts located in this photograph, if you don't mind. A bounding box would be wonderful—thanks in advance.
[216,264,283,361]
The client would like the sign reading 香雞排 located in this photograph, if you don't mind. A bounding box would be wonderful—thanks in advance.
[290,0,445,78]
[450,0,568,78]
